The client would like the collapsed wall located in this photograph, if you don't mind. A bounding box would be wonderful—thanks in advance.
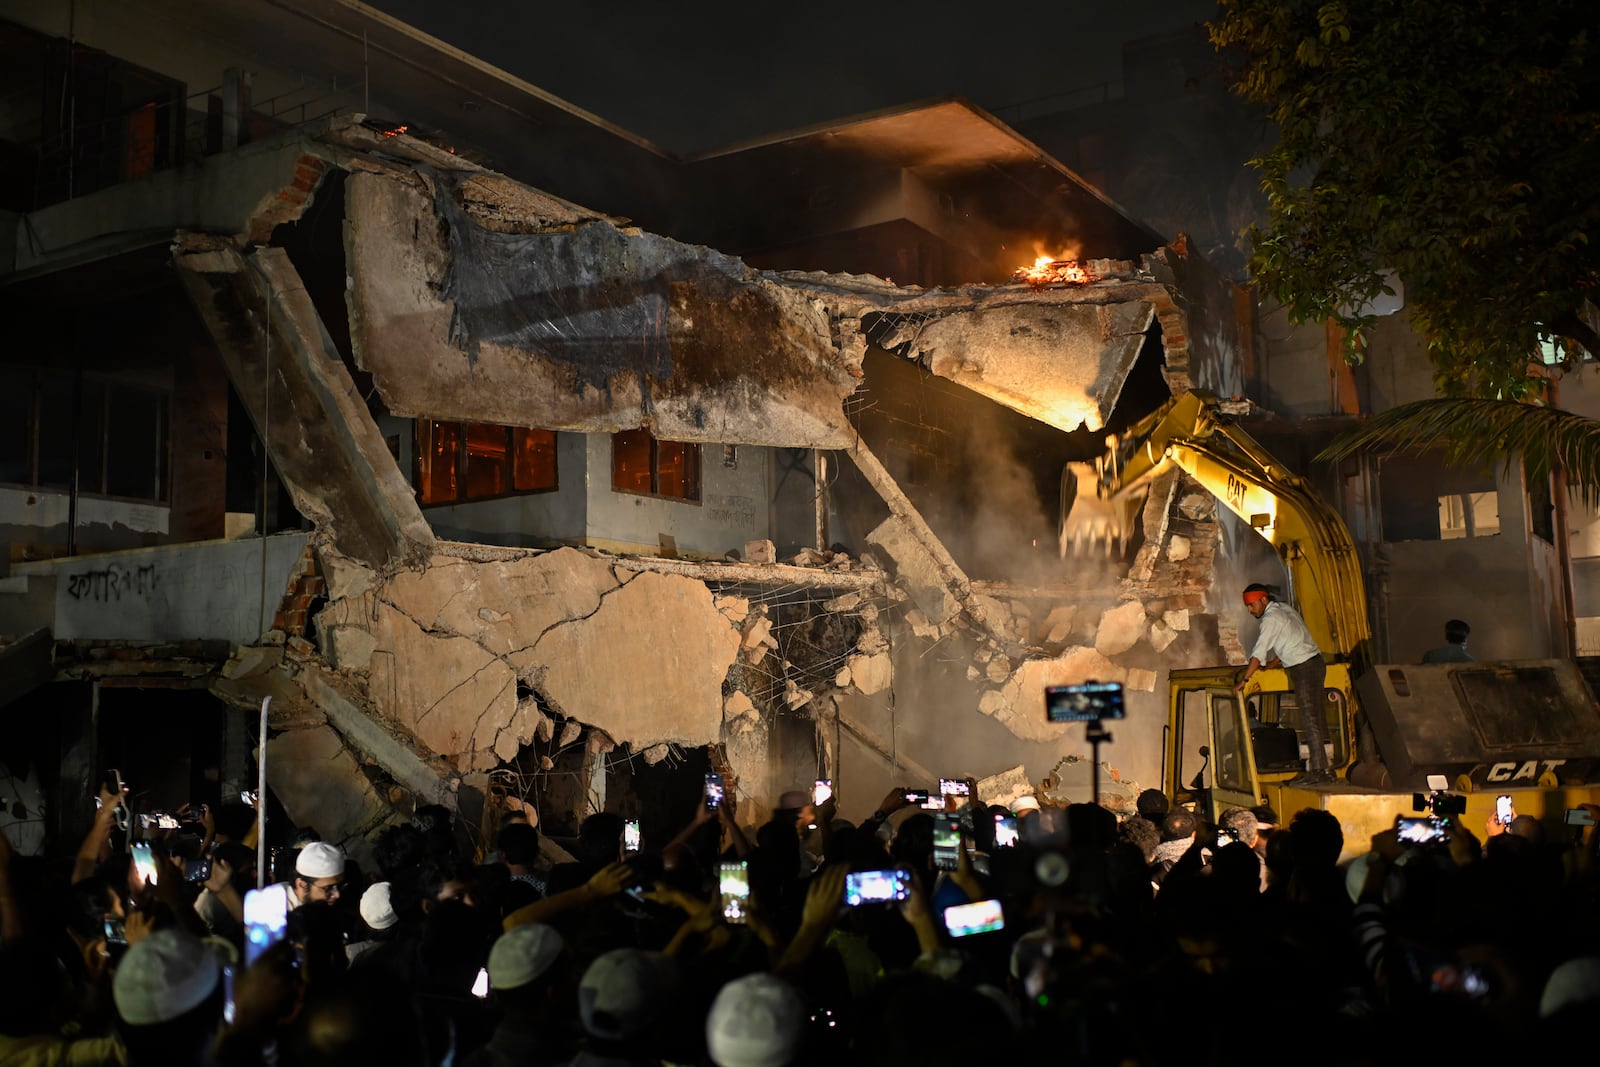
[188,121,1241,848]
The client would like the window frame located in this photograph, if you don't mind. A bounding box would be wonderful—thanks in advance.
[413,418,560,507]
[610,428,702,504]
[0,369,171,506]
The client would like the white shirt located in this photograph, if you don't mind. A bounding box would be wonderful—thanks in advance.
[1248,601,1321,669]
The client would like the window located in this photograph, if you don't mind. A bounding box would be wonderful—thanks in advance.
[1379,452,1499,541]
[414,419,557,505]
[611,429,700,502]
[0,371,168,503]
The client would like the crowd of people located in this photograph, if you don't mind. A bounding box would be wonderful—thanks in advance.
[3,770,1600,1067]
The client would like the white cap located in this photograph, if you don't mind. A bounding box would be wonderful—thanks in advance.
[1009,796,1040,815]
[295,842,345,879]
[577,948,671,1040]
[1541,956,1600,1017]
[360,882,398,930]
[113,929,221,1026]
[488,923,564,990]
[706,973,804,1067]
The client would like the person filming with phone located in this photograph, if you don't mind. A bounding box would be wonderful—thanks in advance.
[1233,583,1334,786]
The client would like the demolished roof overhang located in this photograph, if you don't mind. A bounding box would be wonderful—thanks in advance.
[338,128,1183,444]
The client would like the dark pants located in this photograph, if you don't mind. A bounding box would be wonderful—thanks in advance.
[1288,655,1330,771]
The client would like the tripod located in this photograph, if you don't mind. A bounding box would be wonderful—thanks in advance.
[1086,716,1114,807]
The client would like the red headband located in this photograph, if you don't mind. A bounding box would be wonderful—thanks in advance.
[1242,590,1269,606]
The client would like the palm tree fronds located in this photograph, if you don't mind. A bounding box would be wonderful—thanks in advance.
[1316,398,1600,510]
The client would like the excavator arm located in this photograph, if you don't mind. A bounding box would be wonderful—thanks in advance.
[1074,390,1371,663]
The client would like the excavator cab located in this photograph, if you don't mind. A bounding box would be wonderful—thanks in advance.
[1166,663,1360,820]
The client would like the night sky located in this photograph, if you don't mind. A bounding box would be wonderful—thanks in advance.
[367,0,1221,155]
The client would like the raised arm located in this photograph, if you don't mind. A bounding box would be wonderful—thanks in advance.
[72,785,123,885]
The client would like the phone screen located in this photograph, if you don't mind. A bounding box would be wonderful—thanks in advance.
[130,843,159,887]
[623,819,641,852]
[705,774,725,810]
[844,869,911,906]
[813,779,833,805]
[933,815,961,870]
[943,898,1005,938]
[243,887,289,968]
[1045,681,1127,722]
[184,858,213,884]
[939,778,970,798]
[993,813,1019,848]
[1395,815,1448,845]
[1495,795,1514,826]
[719,861,750,924]
[471,967,489,999]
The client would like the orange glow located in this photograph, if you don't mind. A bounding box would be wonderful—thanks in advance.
[1013,253,1092,287]
[380,124,410,138]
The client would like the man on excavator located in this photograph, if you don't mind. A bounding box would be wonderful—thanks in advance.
[1233,583,1335,786]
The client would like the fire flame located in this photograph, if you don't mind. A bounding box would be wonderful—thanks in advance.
[380,124,410,138]
[1013,254,1092,287]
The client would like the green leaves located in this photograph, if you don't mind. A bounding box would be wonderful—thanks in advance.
[1213,0,1600,396]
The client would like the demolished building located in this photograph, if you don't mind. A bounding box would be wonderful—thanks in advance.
[0,5,1269,861]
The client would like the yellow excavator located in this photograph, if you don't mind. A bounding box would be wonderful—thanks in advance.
[1065,389,1600,852]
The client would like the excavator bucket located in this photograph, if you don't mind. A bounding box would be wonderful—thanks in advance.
[1058,462,1140,558]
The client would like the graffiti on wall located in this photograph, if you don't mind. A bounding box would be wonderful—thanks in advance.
[65,563,160,602]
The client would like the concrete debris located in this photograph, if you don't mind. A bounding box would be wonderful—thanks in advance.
[845,652,892,695]
[722,711,771,816]
[536,571,737,751]
[975,765,1033,809]
[1094,601,1148,657]
[1043,605,1077,645]
[978,646,1128,743]
[723,690,759,722]
[857,601,880,627]
[865,516,960,626]
[905,609,940,641]
[264,721,392,858]
[1126,667,1157,692]
[323,625,378,672]
[1149,622,1180,654]
[966,665,981,682]
[1163,609,1191,632]
[1042,754,1138,813]
[742,615,776,649]
[743,539,777,564]
[558,720,582,748]
[538,755,554,770]
[835,667,853,687]
[221,644,284,680]
[823,592,862,614]
[642,744,670,766]
[790,547,827,566]
[855,626,889,656]
[1141,469,1181,546]
[1167,535,1192,562]
[985,657,1011,683]
[784,679,815,710]
[1177,493,1215,521]
[714,595,750,624]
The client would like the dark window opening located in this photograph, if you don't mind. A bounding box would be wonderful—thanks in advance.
[415,419,557,506]
[1379,452,1499,542]
[611,429,700,502]
[0,370,169,503]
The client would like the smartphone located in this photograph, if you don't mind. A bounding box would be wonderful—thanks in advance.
[902,789,931,804]
[993,812,1020,849]
[1495,795,1514,826]
[104,916,127,945]
[471,967,489,999]
[813,779,833,806]
[943,898,1005,938]
[1565,808,1597,826]
[104,769,126,796]
[719,861,750,924]
[241,790,258,806]
[844,869,912,906]
[130,842,160,887]
[939,778,971,798]
[623,818,641,853]
[705,773,725,811]
[1046,680,1127,722]
[1395,815,1449,845]
[933,814,961,870]
[141,812,181,831]
[243,887,289,968]
[184,857,213,884]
